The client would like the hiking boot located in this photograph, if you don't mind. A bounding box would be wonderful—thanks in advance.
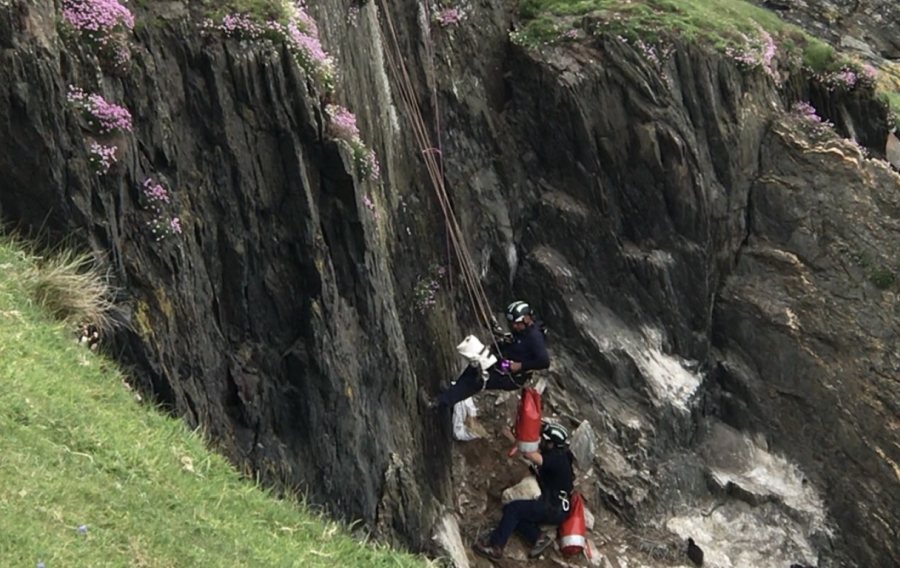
[472,536,503,560]
[528,533,554,558]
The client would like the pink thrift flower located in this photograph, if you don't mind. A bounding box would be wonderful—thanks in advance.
[142,178,171,203]
[85,93,132,133]
[862,64,878,82]
[363,148,381,181]
[326,104,360,141]
[434,8,463,27]
[62,0,134,37]
[88,142,118,175]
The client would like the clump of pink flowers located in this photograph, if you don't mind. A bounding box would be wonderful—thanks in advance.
[326,104,381,181]
[791,101,823,122]
[362,194,378,219]
[414,265,448,314]
[791,101,835,137]
[726,28,778,80]
[61,0,134,71]
[141,178,183,241]
[356,146,381,181]
[816,63,878,92]
[142,178,170,204]
[62,0,134,37]
[67,86,133,134]
[615,36,673,77]
[433,7,464,28]
[431,1,468,28]
[325,104,360,140]
[635,39,660,67]
[203,4,336,91]
[88,142,118,175]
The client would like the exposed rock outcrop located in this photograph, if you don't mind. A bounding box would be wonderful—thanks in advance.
[751,0,900,59]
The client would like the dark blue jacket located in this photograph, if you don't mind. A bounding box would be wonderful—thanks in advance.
[536,448,574,510]
[499,323,550,372]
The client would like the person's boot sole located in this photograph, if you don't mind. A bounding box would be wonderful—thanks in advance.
[472,542,502,561]
[528,536,554,558]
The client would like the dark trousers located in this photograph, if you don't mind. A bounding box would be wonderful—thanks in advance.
[489,499,567,548]
[437,365,525,407]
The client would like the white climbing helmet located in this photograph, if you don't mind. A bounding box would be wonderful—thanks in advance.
[541,422,569,448]
[506,300,533,323]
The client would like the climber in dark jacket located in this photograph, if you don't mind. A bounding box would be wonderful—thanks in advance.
[473,422,575,560]
[436,300,549,408]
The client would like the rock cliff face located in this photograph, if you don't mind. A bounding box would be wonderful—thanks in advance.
[1,1,897,566]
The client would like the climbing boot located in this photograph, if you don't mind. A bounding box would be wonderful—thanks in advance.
[472,536,503,560]
[528,533,554,558]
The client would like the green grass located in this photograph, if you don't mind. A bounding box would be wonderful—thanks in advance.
[515,0,840,71]
[879,90,900,126]
[518,0,792,44]
[869,267,897,290]
[885,91,900,111]
[0,240,427,567]
[195,0,291,20]
[131,0,290,20]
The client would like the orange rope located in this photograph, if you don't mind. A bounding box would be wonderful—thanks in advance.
[377,1,500,347]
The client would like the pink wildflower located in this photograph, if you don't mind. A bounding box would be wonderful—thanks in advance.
[862,64,878,82]
[142,178,171,204]
[635,39,660,67]
[791,101,821,122]
[207,10,335,90]
[362,148,381,181]
[67,86,86,105]
[88,142,117,175]
[434,8,463,27]
[293,5,319,36]
[68,87,132,133]
[726,29,779,80]
[326,104,360,141]
[62,0,134,42]
[86,93,132,132]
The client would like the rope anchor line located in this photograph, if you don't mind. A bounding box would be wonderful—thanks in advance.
[376,0,500,349]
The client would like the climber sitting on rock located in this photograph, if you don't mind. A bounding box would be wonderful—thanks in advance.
[435,300,549,409]
[473,422,575,560]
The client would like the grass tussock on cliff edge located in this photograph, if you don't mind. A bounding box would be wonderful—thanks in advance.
[21,246,119,335]
[0,239,427,568]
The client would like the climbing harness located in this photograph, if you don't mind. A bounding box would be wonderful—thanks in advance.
[559,491,571,513]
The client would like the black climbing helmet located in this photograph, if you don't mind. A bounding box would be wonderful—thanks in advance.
[506,300,533,323]
[541,422,569,448]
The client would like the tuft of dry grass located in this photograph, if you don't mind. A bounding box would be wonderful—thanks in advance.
[22,248,119,335]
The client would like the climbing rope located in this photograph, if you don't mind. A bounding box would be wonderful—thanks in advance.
[376,1,500,345]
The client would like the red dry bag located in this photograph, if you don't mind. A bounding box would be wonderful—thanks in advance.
[558,492,586,557]
[514,387,542,453]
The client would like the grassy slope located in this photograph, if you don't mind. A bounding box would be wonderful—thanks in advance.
[519,0,794,47]
[0,241,426,568]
